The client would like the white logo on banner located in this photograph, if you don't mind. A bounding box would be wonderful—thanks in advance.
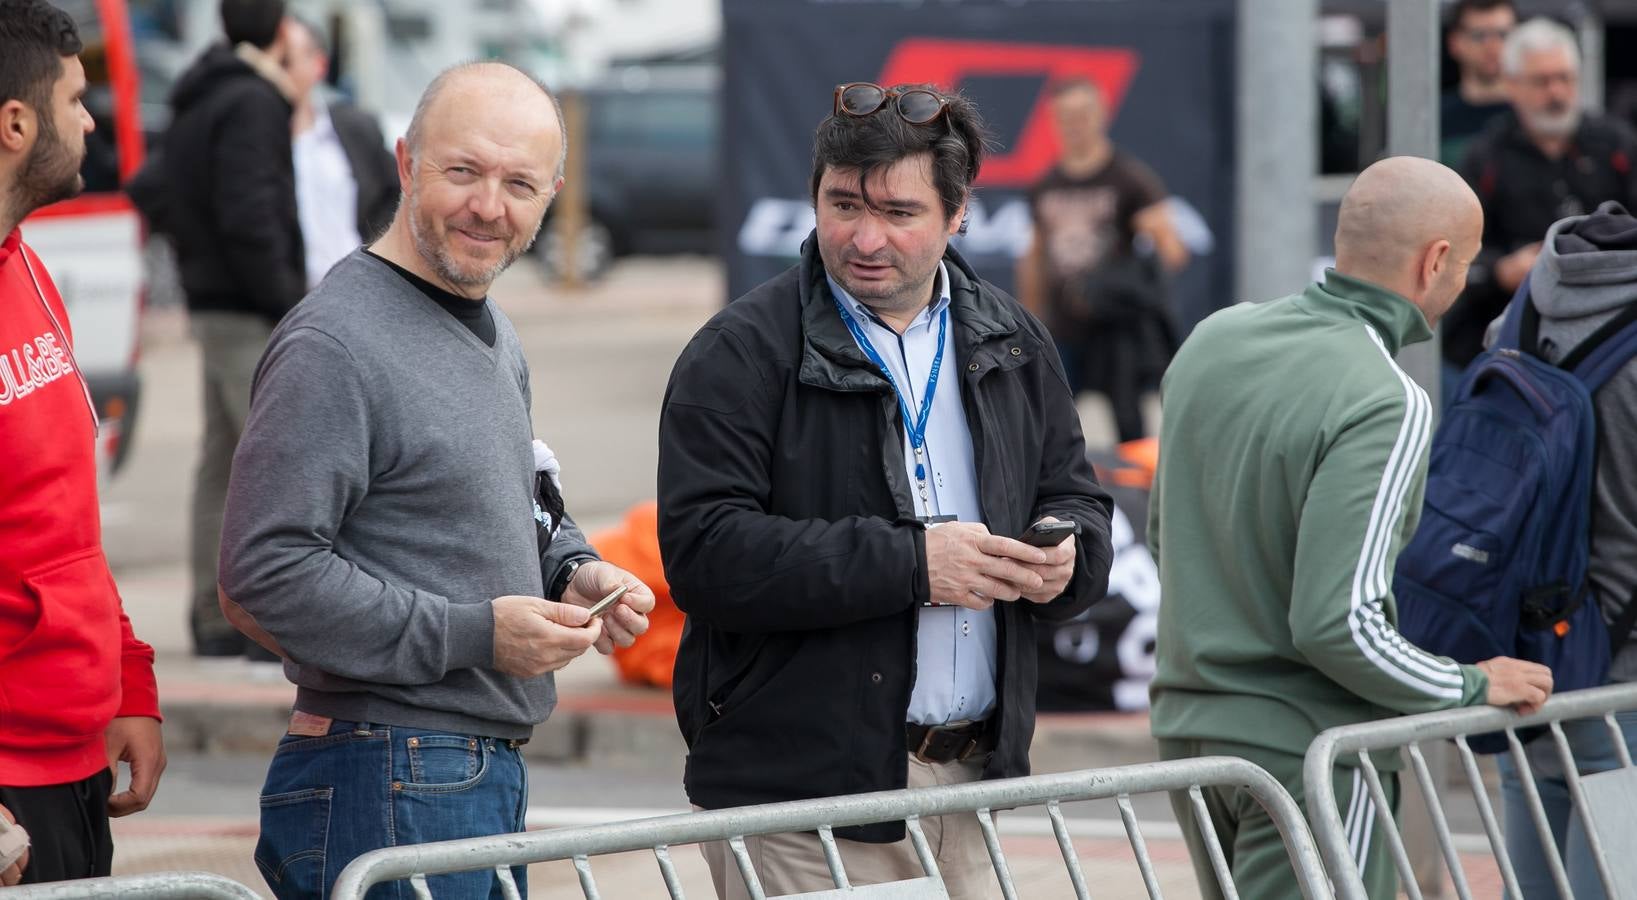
[1049,503,1161,711]
[736,195,1212,265]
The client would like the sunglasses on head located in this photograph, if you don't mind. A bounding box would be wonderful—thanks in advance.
[833,82,950,125]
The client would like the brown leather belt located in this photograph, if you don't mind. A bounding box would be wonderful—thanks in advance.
[906,720,996,764]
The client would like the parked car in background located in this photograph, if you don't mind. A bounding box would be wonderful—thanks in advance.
[537,65,718,280]
[23,0,147,477]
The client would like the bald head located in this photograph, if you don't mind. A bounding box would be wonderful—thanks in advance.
[378,61,567,298]
[1336,157,1480,273]
[1334,157,1483,324]
[404,62,566,180]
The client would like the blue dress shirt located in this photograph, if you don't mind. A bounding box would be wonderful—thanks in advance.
[826,263,998,725]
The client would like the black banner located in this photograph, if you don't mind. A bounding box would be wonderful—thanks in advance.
[720,0,1237,332]
[1036,484,1159,712]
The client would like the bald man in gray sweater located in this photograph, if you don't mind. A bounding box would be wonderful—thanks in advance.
[218,62,654,899]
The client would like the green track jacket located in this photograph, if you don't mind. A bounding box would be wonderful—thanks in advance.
[1149,270,1489,764]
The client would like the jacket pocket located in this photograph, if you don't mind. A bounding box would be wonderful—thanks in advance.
[704,634,768,722]
[0,583,44,660]
[1,549,121,747]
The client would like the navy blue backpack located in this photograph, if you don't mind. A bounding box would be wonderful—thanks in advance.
[1395,282,1637,750]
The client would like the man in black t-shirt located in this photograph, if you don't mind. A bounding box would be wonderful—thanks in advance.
[1018,77,1187,445]
[1440,0,1516,169]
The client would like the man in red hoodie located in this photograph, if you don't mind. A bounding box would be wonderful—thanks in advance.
[0,0,166,885]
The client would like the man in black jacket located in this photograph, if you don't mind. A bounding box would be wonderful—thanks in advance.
[282,15,397,288]
[658,83,1113,900]
[160,0,305,658]
[1446,17,1637,400]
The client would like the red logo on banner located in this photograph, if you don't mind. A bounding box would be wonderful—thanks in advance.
[875,39,1139,188]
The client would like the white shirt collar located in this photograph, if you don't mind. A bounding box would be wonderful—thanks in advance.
[828,260,953,331]
[297,96,338,143]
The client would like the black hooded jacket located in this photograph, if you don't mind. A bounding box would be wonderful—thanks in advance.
[159,44,304,322]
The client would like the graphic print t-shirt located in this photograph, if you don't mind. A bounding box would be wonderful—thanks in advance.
[1028,152,1168,322]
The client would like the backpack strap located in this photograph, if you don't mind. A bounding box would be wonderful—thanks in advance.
[1563,300,1637,393]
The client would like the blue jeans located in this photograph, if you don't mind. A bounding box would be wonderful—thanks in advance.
[254,720,529,899]
[1497,711,1637,900]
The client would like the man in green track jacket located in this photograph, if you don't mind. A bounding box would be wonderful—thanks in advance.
[1149,156,1554,900]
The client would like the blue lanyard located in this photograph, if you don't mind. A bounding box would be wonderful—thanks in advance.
[832,297,947,487]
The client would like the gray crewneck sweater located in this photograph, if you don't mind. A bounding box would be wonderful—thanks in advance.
[219,250,595,738]
[1529,209,1637,682]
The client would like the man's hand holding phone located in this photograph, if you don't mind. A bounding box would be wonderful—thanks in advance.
[924,522,1048,609]
[562,560,656,655]
[1016,517,1078,603]
[490,596,601,678]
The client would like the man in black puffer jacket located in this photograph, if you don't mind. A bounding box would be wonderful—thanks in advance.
[159,0,304,660]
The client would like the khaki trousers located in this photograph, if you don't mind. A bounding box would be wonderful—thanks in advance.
[188,311,273,647]
[700,754,996,900]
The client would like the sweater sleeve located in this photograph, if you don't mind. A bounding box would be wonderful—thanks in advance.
[542,513,599,598]
[218,326,495,684]
[1288,390,1488,713]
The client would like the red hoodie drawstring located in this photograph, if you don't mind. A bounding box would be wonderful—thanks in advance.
[19,247,100,435]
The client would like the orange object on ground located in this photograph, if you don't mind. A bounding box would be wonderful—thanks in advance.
[1088,437,1159,490]
[589,501,683,688]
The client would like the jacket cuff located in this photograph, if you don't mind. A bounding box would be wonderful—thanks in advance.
[446,600,497,671]
[904,520,931,607]
[117,651,163,721]
[1460,663,1491,707]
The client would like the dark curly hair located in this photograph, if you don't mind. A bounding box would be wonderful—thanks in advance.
[0,0,83,118]
[809,84,989,232]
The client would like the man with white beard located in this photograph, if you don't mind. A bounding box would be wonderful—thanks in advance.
[1442,17,1637,398]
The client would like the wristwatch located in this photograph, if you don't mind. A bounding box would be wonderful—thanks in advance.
[551,556,594,599]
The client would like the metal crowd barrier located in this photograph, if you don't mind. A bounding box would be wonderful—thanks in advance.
[5,872,262,899]
[1303,682,1637,900]
[331,757,1336,900]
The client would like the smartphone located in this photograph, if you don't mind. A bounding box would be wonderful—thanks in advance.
[1020,519,1080,547]
[585,583,631,620]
